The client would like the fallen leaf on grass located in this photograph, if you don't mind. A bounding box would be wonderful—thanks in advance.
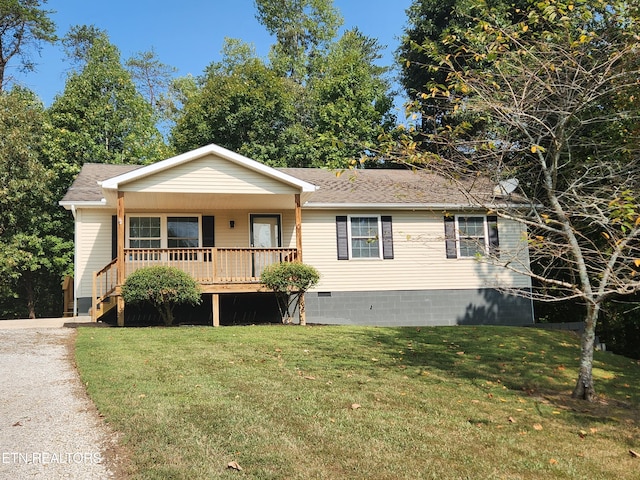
[549,458,558,465]
[227,461,243,471]
[351,403,361,410]
[533,424,543,431]
[303,376,316,380]
[508,416,516,423]
[630,449,639,458]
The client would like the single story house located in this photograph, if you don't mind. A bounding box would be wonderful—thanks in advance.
[59,143,535,326]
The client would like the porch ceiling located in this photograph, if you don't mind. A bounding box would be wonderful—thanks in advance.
[112,191,300,211]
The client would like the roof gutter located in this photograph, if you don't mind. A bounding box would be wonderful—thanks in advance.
[302,202,526,210]
[59,199,108,211]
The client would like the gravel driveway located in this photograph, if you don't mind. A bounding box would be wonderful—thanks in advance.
[0,323,121,479]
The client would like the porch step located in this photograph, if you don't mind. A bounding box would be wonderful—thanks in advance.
[92,296,118,322]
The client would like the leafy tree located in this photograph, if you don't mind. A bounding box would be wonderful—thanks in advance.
[171,28,396,168]
[126,48,177,117]
[388,0,640,400]
[121,266,202,326]
[310,28,395,167]
[170,39,304,166]
[260,262,320,325]
[0,0,56,89]
[397,0,530,136]
[255,0,342,82]
[46,27,168,188]
[0,87,72,318]
[60,24,103,70]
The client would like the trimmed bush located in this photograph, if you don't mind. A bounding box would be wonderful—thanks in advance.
[260,262,320,324]
[121,266,201,326]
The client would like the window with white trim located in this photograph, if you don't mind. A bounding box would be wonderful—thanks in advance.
[129,217,161,248]
[127,215,202,248]
[444,215,499,259]
[457,216,487,257]
[350,216,381,258]
[336,215,394,260]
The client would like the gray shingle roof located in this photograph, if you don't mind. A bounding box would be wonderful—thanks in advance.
[60,163,142,203]
[61,163,495,207]
[280,168,492,206]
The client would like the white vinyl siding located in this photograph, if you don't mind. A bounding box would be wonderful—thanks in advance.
[302,210,531,292]
[75,209,114,300]
[120,155,299,195]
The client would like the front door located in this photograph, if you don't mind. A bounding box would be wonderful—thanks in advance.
[250,215,281,277]
[251,214,281,248]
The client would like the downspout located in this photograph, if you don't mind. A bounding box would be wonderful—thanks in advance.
[71,204,78,316]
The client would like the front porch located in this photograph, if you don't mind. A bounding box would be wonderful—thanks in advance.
[61,145,318,326]
[92,247,299,325]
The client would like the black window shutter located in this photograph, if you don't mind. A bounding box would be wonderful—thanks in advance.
[336,216,349,260]
[444,216,457,259]
[381,216,394,259]
[111,215,118,260]
[202,216,215,247]
[487,215,499,254]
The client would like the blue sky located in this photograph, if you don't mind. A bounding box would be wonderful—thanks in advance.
[11,0,413,113]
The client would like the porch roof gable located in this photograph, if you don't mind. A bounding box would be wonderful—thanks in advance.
[100,144,317,194]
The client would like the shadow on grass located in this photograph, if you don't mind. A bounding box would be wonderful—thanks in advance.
[314,325,640,424]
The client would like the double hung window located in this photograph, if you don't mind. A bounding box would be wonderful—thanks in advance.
[350,217,381,259]
[129,217,161,248]
[336,215,394,260]
[444,215,499,259]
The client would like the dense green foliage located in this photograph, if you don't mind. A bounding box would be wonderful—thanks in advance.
[170,2,395,168]
[170,40,303,166]
[255,0,342,81]
[47,30,168,176]
[260,262,320,323]
[121,266,202,326]
[0,87,72,318]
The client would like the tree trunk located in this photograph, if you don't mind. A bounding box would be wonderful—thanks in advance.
[571,303,600,401]
[162,303,174,326]
[22,272,37,319]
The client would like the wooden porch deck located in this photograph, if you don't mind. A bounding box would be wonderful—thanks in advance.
[92,247,298,322]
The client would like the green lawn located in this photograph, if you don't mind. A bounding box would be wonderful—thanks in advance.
[75,325,640,479]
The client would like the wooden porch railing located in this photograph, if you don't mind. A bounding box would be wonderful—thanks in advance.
[92,248,298,320]
[124,247,298,283]
[92,258,118,321]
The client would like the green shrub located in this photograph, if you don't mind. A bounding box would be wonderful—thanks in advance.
[260,262,320,324]
[121,266,201,326]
